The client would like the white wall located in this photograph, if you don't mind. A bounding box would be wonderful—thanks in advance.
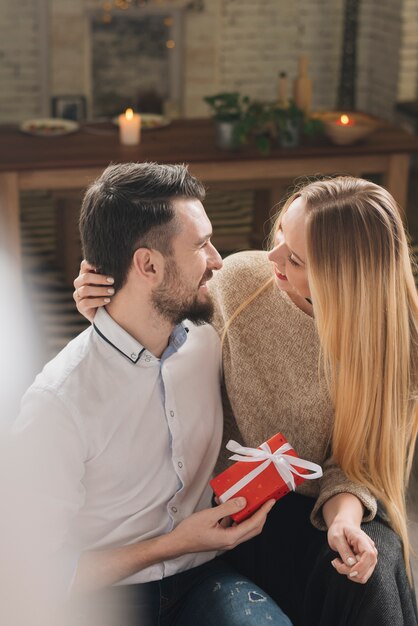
[357,0,404,120]
[0,0,49,121]
[214,0,344,110]
[398,0,418,101]
[0,0,417,123]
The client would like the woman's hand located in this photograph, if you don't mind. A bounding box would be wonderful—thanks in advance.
[327,519,378,584]
[73,260,115,322]
[323,492,378,584]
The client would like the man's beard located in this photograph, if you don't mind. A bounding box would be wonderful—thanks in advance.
[151,259,214,326]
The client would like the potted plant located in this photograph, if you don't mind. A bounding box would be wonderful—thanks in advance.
[236,100,305,154]
[235,101,274,155]
[272,103,325,148]
[301,116,325,143]
[272,101,304,148]
[204,93,324,153]
[204,92,249,150]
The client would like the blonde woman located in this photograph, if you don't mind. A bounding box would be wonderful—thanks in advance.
[74,176,418,625]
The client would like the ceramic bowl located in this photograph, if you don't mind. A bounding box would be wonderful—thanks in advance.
[313,111,381,145]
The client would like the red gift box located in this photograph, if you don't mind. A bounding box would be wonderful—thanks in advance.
[210,432,322,523]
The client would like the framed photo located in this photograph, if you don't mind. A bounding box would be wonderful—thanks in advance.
[51,95,87,121]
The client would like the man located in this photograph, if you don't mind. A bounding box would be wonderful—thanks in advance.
[11,163,290,626]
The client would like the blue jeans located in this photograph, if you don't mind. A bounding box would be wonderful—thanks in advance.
[75,557,292,626]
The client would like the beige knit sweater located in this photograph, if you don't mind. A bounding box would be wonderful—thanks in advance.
[209,250,377,530]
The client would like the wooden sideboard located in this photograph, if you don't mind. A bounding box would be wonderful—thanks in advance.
[1,118,418,269]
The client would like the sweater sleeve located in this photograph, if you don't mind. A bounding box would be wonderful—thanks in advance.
[310,455,377,530]
[208,250,267,339]
[208,271,229,339]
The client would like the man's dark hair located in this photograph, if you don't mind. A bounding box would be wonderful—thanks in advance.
[79,162,206,291]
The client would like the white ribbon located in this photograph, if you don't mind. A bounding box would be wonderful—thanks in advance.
[218,439,323,504]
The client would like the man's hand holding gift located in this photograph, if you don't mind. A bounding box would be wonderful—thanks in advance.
[210,432,323,523]
[169,497,276,555]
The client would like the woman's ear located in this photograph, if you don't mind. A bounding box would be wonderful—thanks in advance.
[131,248,165,284]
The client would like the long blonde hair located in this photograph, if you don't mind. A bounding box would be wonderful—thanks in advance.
[284,176,418,578]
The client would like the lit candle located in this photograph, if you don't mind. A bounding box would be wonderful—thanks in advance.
[323,111,377,145]
[335,114,355,126]
[118,108,141,145]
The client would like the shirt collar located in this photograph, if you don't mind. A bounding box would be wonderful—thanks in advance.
[93,307,188,364]
[161,322,189,363]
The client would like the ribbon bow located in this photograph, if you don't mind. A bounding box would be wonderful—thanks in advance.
[218,439,323,504]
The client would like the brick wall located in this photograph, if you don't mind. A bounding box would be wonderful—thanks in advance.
[0,0,417,124]
[215,0,344,111]
[398,0,418,101]
[0,0,48,122]
[357,0,404,120]
[49,0,87,98]
[182,1,219,116]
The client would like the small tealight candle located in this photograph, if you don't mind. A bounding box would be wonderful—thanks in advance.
[322,111,378,145]
[335,113,355,126]
[118,108,141,145]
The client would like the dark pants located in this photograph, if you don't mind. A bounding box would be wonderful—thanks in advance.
[224,492,418,626]
[70,557,291,626]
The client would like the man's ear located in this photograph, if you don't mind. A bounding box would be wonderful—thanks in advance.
[131,248,164,284]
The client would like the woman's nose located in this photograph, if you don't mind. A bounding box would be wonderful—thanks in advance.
[268,239,283,262]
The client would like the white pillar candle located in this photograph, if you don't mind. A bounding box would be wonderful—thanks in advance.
[118,108,141,145]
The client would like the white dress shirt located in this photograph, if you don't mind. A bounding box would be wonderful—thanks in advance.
[11,307,223,588]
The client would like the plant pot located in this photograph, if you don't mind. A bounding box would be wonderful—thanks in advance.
[215,120,240,150]
[278,119,301,148]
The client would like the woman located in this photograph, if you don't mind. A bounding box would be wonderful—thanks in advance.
[74,176,418,625]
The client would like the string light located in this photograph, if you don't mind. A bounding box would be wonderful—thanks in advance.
[115,0,131,9]
[100,0,205,17]
[99,1,204,27]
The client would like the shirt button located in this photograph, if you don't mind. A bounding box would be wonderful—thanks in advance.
[177,461,183,469]
[145,355,151,362]
[170,410,175,417]
[130,353,137,360]
[171,506,178,513]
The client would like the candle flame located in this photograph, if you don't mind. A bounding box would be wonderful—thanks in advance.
[125,108,134,120]
[340,114,350,125]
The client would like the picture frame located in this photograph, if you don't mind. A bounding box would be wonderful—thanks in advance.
[51,95,87,121]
